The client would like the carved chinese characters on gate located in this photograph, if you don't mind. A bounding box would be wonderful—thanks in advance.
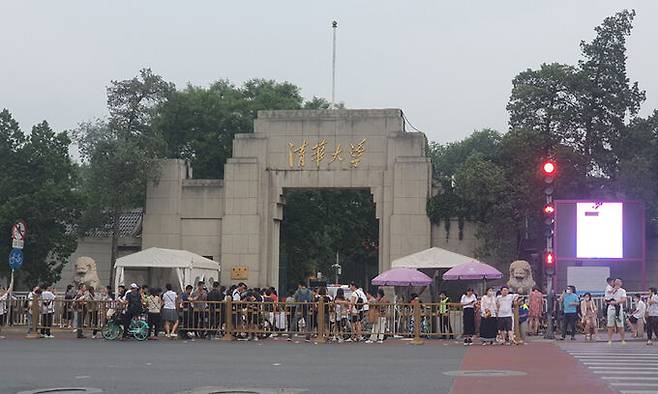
[288,138,367,169]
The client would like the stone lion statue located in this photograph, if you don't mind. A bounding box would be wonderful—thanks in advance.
[506,260,535,295]
[73,256,101,290]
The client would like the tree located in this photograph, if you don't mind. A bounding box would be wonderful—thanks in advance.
[281,189,377,290]
[508,10,645,176]
[507,63,581,148]
[579,9,645,175]
[154,79,335,179]
[0,110,80,287]
[75,69,174,287]
[427,10,655,267]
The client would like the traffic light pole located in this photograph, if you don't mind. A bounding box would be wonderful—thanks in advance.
[543,174,555,340]
[544,273,555,339]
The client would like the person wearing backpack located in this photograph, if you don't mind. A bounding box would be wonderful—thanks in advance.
[349,282,369,342]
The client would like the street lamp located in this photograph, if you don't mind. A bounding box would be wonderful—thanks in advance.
[332,251,342,285]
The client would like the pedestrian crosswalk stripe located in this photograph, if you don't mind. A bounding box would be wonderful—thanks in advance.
[612,383,658,387]
[620,391,658,394]
[590,367,658,370]
[594,371,658,375]
[603,377,658,381]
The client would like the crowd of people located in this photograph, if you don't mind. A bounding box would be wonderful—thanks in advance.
[3,276,658,346]
[8,280,393,343]
[452,277,658,347]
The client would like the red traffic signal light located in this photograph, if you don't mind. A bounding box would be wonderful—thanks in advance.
[542,161,556,175]
[543,203,555,215]
[545,251,555,266]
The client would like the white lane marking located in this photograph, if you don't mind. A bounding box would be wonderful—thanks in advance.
[582,361,654,364]
[620,391,658,394]
[594,371,658,375]
[569,352,658,356]
[603,377,658,380]
[590,367,658,370]
[574,356,658,359]
[612,383,658,387]
[74,375,90,379]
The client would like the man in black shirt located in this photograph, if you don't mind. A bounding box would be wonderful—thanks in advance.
[207,282,224,339]
[122,283,142,338]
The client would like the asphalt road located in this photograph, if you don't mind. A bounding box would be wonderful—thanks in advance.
[0,338,467,394]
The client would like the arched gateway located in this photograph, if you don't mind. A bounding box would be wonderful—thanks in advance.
[143,109,432,288]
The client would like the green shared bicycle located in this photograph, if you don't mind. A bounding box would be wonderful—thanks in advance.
[102,312,149,341]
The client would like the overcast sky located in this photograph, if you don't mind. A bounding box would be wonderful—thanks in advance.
[1,1,657,145]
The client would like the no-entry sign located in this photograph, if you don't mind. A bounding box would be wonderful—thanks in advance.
[11,220,27,241]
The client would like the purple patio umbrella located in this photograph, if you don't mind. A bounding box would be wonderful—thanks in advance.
[371,267,433,287]
[442,261,503,281]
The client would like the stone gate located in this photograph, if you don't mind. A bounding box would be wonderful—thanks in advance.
[143,109,432,288]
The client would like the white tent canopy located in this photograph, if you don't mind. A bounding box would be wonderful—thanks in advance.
[114,247,220,292]
[391,247,480,269]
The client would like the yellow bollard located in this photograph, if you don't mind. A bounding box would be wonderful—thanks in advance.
[513,303,521,344]
[410,302,424,345]
[26,294,41,339]
[222,299,234,341]
[317,298,326,343]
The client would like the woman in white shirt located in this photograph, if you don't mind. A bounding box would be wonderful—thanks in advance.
[479,287,497,345]
[161,283,179,339]
[460,288,477,346]
[629,293,646,338]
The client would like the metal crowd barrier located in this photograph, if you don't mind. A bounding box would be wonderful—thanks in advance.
[11,297,466,343]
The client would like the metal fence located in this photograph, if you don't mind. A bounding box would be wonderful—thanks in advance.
[3,292,649,341]
[6,298,466,343]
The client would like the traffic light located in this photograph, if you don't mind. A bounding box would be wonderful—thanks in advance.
[543,203,555,234]
[544,251,555,274]
[541,160,557,190]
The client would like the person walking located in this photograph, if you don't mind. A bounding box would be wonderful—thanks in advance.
[528,287,543,336]
[461,288,477,346]
[161,283,179,339]
[479,287,497,345]
[607,278,627,345]
[629,293,646,339]
[646,287,658,345]
[580,292,598,342]
[559,285,579,341]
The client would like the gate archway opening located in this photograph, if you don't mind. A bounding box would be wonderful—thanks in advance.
[278,188,378,293]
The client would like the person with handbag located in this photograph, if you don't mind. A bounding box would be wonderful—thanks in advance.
[580,292,598,342]
[366,288,389,344]
[479,287,497,345]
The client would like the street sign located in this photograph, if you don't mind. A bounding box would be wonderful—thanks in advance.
[9,248,23,270]
[12,239,24,249]
[11,220,27,241]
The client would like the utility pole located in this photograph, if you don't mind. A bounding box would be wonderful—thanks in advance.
[331,20,338,108]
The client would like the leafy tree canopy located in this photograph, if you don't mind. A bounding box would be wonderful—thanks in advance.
[0,110,80,287]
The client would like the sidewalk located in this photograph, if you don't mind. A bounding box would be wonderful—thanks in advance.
[450,340,616,394]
